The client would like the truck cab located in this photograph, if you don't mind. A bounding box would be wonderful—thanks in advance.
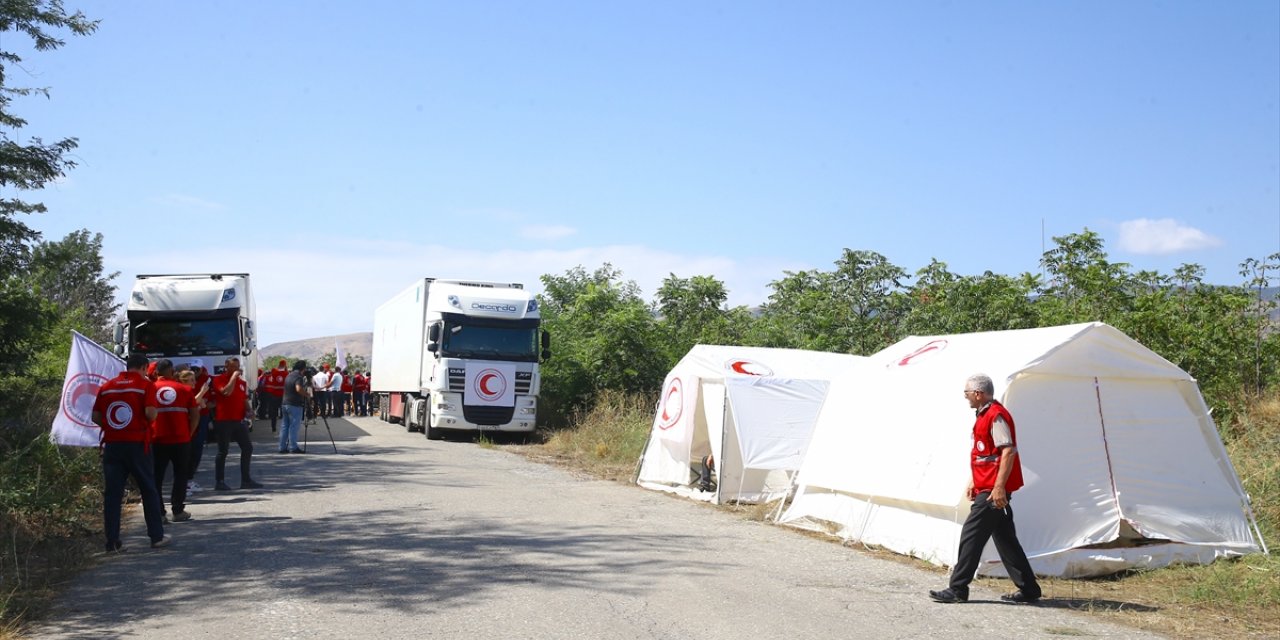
[113,273,258,384]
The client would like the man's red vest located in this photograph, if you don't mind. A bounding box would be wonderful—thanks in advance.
[970,400,1024,494]
[151,377,195,444]
[93,371,154,444]
[264,367,287,397]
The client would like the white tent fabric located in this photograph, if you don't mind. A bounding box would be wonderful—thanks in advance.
[636,345,863,504]
[779,322,1263,578]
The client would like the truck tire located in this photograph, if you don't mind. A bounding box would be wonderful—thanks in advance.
[401,399,413,432]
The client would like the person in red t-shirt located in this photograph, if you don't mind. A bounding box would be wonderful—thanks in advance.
[92,353,168,551]
[211,357,262,490]
[352,371,369,416]
[261,359,288,433]
[150,359,199,522]
[185,360,215,493]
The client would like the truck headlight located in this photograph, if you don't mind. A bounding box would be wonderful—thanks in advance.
[519,407,536,415]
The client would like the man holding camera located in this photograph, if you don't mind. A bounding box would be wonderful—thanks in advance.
[280,360,311,453]
[212,357,262,490]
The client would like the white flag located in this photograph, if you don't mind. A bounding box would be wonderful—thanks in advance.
[51,331,125,447]
[335,339,347,370]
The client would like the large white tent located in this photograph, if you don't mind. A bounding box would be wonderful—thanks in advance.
[779,322,1265,578]
[636,345,865,504]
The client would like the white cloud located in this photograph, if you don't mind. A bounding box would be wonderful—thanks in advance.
[520,224,577,240]
[1117,218,1223,255]
[150,194,226,211]
[104,238,801,347]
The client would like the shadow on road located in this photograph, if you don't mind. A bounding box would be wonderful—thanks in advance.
[41,418,717,639]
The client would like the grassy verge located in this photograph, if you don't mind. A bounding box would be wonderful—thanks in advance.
[517,389,1280,640]
[0,425,102,638]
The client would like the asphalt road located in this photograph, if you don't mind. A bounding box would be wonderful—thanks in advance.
[32,415,1164,640]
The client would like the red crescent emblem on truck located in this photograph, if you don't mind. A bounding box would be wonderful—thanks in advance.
[657,378,684,430]
[897,339,948,366]
[474,369,506,401]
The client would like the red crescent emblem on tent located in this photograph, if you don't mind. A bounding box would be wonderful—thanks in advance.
[897,339,948,366]
[725,358,773,376]
[61,373,108,428]
[657,378,684,430]
[473,369,506,401]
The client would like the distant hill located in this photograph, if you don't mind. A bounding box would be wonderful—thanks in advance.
[260,332,372,365]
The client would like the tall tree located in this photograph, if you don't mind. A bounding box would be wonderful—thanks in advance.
[0,2,96,381]
[0,1,98,273]
[537,264,664,425]
[27,229,119,340]
[655,273,754,362]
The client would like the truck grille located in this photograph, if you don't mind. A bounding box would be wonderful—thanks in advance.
[447,368,532,393]
[462,405,515,426]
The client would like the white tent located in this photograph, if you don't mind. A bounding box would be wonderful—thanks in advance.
[636,345,865,504]
[780,322,1265,578]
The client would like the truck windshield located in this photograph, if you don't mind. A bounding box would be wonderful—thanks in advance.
[133,318,240,356]
[440,324,539,362]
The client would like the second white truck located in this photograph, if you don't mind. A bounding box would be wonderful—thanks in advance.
[371,279,549,440]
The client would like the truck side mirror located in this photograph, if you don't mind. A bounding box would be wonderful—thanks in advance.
[541,348,551,361]
[428,324,441,342]
[541,330,551,349]
[112,322,124,344]
[427,342,439,354]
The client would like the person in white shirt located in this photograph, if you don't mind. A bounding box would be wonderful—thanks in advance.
[311,366,331,418]
[327,368,345,418]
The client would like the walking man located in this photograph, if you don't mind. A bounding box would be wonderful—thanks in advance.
[92,353,169,551]
[212,357,262,490]
[929,373,1042,604]
[150,359,198,522]
[262,358,287,432]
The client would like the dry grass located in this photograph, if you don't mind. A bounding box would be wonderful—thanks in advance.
[510,389,1280,640]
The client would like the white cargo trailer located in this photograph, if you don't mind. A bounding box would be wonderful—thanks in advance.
[371,279,549,440]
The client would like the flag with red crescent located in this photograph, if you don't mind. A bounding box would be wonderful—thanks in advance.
[52,331,125,447]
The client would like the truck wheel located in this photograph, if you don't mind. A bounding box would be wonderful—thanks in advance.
[402,401,413,432]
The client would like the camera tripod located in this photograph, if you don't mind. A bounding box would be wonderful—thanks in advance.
[303,397,338,453]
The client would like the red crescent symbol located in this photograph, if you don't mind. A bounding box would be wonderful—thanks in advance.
[108,403,131,429]
[479,373,498,396]
[657,379,684,430]
[726,358,772,376]
[898,339,948,366]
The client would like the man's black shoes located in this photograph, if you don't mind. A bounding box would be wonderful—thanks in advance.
[1001,590,1042,604]
[215,482,232,491]
[928,588,967,603]
[240,479,264,489]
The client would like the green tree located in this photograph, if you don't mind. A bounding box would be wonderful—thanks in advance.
[537,264,664,425]
[755,249,908,355]
[0,1,97,385]
[1037,229,1135,325]
[317,351,368,374]
[902,259,1039,336]
[27,229,119,341]
[0,2,97,268]
[654,273,755,362]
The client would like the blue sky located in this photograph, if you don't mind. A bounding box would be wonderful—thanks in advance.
[11,1,1279,346]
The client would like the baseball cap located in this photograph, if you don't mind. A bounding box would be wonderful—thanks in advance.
[190,358,206,369]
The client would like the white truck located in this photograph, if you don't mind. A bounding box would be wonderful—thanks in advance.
[113,273,259,386]
[371,278,549,440]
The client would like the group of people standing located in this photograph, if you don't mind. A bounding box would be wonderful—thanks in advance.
[91,354,262,552]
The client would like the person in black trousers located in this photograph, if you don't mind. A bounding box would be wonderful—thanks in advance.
[930,373,1042,604]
